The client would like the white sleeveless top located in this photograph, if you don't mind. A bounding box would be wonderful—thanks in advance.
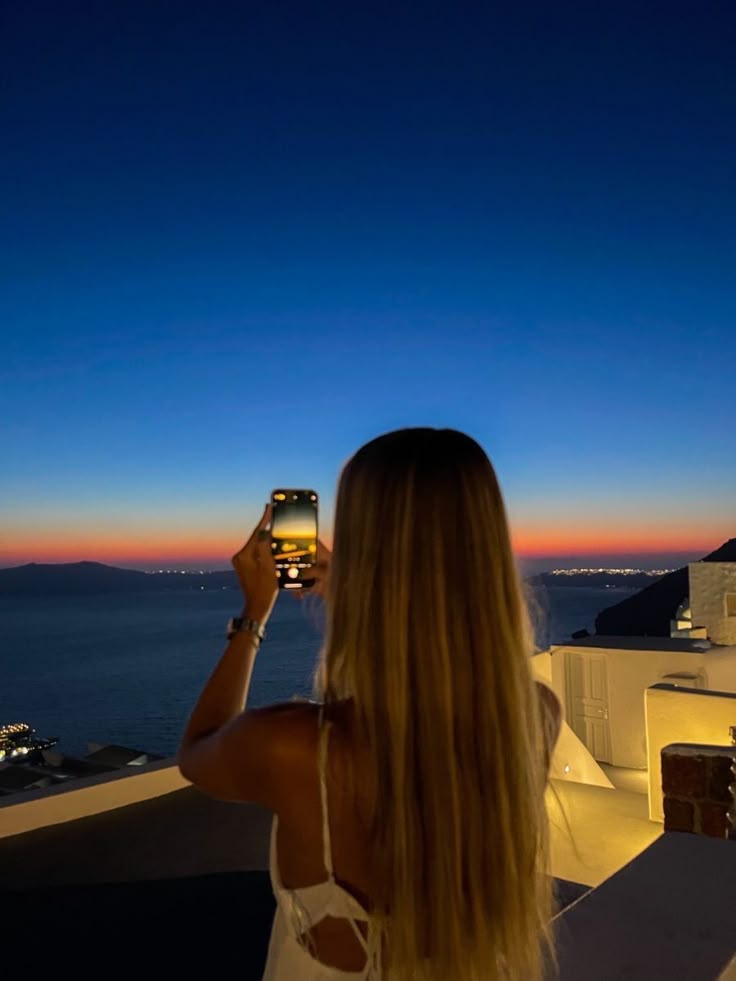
[261,711,382,979]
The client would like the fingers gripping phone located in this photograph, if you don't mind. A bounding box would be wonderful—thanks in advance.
[270,489,318,589]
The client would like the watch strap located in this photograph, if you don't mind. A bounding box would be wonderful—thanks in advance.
[226,617,266,643]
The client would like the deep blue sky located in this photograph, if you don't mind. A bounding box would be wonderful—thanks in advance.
[2,1,735,569]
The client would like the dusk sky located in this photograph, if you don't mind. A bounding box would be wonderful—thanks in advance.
[2,2,735,571]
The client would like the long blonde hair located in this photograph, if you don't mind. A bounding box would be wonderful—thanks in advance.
[320,428,552,980]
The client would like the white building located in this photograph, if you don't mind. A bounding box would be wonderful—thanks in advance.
[536,560,736,825]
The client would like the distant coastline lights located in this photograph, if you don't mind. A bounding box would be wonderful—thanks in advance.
[548,568,673,577]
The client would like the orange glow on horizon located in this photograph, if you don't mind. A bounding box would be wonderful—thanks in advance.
[2,509,730,568]
[511,529,722,558]
[1,522,726,569]
[0,530,242,568]
[508,512,730,558]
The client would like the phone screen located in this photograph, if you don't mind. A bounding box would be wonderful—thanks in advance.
[270,489,318,589]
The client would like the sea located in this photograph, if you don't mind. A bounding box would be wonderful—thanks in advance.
[0,585,636,758]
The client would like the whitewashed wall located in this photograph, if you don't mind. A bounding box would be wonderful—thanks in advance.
[645,684,736,821]
[552,646,711,768]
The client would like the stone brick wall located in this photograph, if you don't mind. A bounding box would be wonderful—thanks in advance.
[662,743,736,839]
[688,561,736,645]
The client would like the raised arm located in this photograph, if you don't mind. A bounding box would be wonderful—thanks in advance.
[177,505,279,800]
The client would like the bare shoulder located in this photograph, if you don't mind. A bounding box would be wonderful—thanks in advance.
[247,699,322,762]
[178,700,321,808]
[247,698,322,727]
[233,698,322,770]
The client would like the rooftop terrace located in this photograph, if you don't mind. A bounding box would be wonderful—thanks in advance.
[1,755,733,978]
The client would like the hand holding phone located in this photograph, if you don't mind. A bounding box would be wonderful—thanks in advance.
[270,489,319,589]
[231,504,279,623]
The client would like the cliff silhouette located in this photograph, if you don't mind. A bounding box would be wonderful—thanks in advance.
[0,562,236,595]
[594,538,736,637]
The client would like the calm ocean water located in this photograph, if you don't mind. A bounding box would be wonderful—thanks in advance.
[0,586,635,757]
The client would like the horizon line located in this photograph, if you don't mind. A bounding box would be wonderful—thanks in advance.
[0,549,713,574]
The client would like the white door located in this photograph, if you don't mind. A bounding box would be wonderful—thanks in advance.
[566,652,612,763]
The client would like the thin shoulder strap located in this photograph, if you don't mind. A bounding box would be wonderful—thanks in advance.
[317,704,334,879]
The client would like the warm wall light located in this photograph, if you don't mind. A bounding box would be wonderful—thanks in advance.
[646,684,736,821]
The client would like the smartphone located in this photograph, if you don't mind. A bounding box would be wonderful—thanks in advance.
[270,489,318,589]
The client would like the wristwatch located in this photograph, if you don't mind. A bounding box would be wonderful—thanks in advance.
[226,617,266,645]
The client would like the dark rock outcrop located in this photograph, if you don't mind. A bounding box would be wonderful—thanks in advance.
[594,538,736,637]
